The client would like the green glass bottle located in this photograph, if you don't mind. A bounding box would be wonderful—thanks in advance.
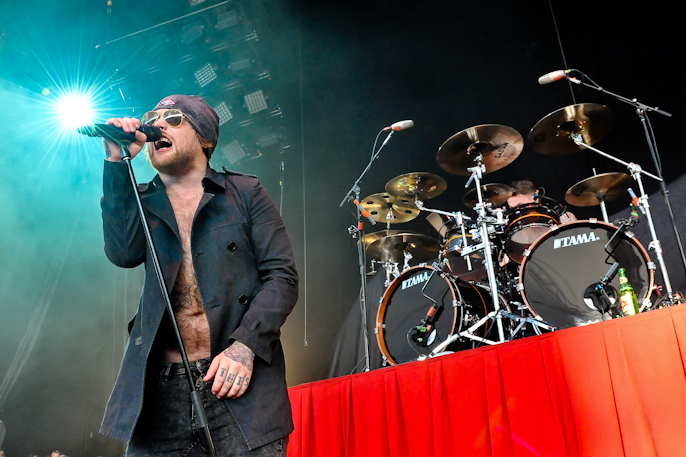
[618,268,639,316]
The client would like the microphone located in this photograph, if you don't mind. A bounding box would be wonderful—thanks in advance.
[627,188,646,215]
[77,124,163,144]
[538,69,572,85]
[384,120,414,131]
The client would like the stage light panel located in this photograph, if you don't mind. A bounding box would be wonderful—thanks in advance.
[216,11,240,30]
[222,139,246,164]
[214,101,233,125]
[244,90,267,114]
[195,63,217,87]
[181,21,204,45]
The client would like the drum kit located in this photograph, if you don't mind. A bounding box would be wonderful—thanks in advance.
[352,102,679,366]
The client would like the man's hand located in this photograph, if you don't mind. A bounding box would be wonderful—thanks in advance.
[103,117,149,162]
[204,341,254,399]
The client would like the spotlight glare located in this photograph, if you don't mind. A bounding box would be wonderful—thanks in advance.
[57,93,95,130]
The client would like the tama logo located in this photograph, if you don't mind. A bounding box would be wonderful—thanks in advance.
[402,271,431,290]
[554,232,601,249]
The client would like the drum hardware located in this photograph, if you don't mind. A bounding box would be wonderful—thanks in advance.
[565,172,634,223]
[528,103,614,155]
[503,201,561,264]
[462,183,513,209]
[546,72,686,292]
[519,220,655,329]
[359,192,420,226]
[376,264,497,365]
[413,199,479,278]
[340,123,409,373]
[436,124,524,176]
[568,132,681,304]
[385,172,448,200]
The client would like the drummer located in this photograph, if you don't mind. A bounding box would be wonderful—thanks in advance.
[506,180,576,223]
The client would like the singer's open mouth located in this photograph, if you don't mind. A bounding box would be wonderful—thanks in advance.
[155,138,173,151]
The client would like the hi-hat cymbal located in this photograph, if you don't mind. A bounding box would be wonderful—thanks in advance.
[437,124,523,176]
[565,172,633,207]
[529,103,614,155]
[360,193,420,223]
[462,183,513,209]
[367,232,440,263]
[385,172,447,200]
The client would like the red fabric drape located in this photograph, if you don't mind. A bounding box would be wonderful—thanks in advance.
[288,305,686,457]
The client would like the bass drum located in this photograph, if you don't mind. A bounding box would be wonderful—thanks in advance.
[376,265,494,365]
[519,220,654,329]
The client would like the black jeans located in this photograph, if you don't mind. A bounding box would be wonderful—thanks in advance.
[127,358,288,457]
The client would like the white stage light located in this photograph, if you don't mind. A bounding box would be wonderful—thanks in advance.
[56,92,94,130]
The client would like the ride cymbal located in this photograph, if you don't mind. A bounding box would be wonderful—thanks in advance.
[367,233,440,263]
[529,103,614,155]
[359,193,420,224]
[565,172,633,207]
[462,183,513,209]
[437,124,523,176]
[385,172,448,200]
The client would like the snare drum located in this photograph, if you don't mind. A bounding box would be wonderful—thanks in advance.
[376,265,494,365]
[504,202,560,263]
[519,220,654,329]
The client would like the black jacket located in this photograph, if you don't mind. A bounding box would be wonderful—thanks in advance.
[98,160,298,449]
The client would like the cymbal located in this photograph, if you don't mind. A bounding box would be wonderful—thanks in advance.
[529,103,614,155]
[360,230,414,249]
[367,232,440,263]
[462,183,513,209]
[565,172,633,207]
[437,124,523,176]
[385,172,447,200]
[360,193,420,223]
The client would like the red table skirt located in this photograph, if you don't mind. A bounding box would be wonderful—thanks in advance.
[287,305,686,457]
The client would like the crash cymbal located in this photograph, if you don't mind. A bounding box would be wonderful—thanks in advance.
[360,193,420,223]
[462,183,513,209]
[529,103,614,155]
[360,230,414,249]
[437,124,523,176]
[367,233,440,263]
[385,172,448,200]
[565,172,633,207]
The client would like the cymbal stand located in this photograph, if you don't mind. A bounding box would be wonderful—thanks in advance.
[571,133,681,304]
[569,69,686,279]
[592,168,610,223]
[465,157,506,342]
[413,200,473,274]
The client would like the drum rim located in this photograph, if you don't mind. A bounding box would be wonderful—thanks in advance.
[518,219,654,321]
[375,265,460,366]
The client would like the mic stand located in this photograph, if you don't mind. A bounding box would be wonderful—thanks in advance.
[569,71,686,277]
[569,134,681,305]
[339,128,394,373]
[117,144,217,457]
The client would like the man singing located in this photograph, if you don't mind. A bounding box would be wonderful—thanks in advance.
[99,95,298,456]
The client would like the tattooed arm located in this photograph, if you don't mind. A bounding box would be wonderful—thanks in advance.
[204,341,254,399]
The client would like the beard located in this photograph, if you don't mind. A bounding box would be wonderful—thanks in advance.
[149,138,200,175]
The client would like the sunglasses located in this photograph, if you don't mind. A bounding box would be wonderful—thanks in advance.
[141,109,185,128]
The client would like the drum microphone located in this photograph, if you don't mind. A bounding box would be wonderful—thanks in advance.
[383,120,414,131]
[77,124,163,144]
[537,69,581,85]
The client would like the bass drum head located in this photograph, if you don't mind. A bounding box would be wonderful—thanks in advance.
[376,265,489,365]
[520,220,653,329]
